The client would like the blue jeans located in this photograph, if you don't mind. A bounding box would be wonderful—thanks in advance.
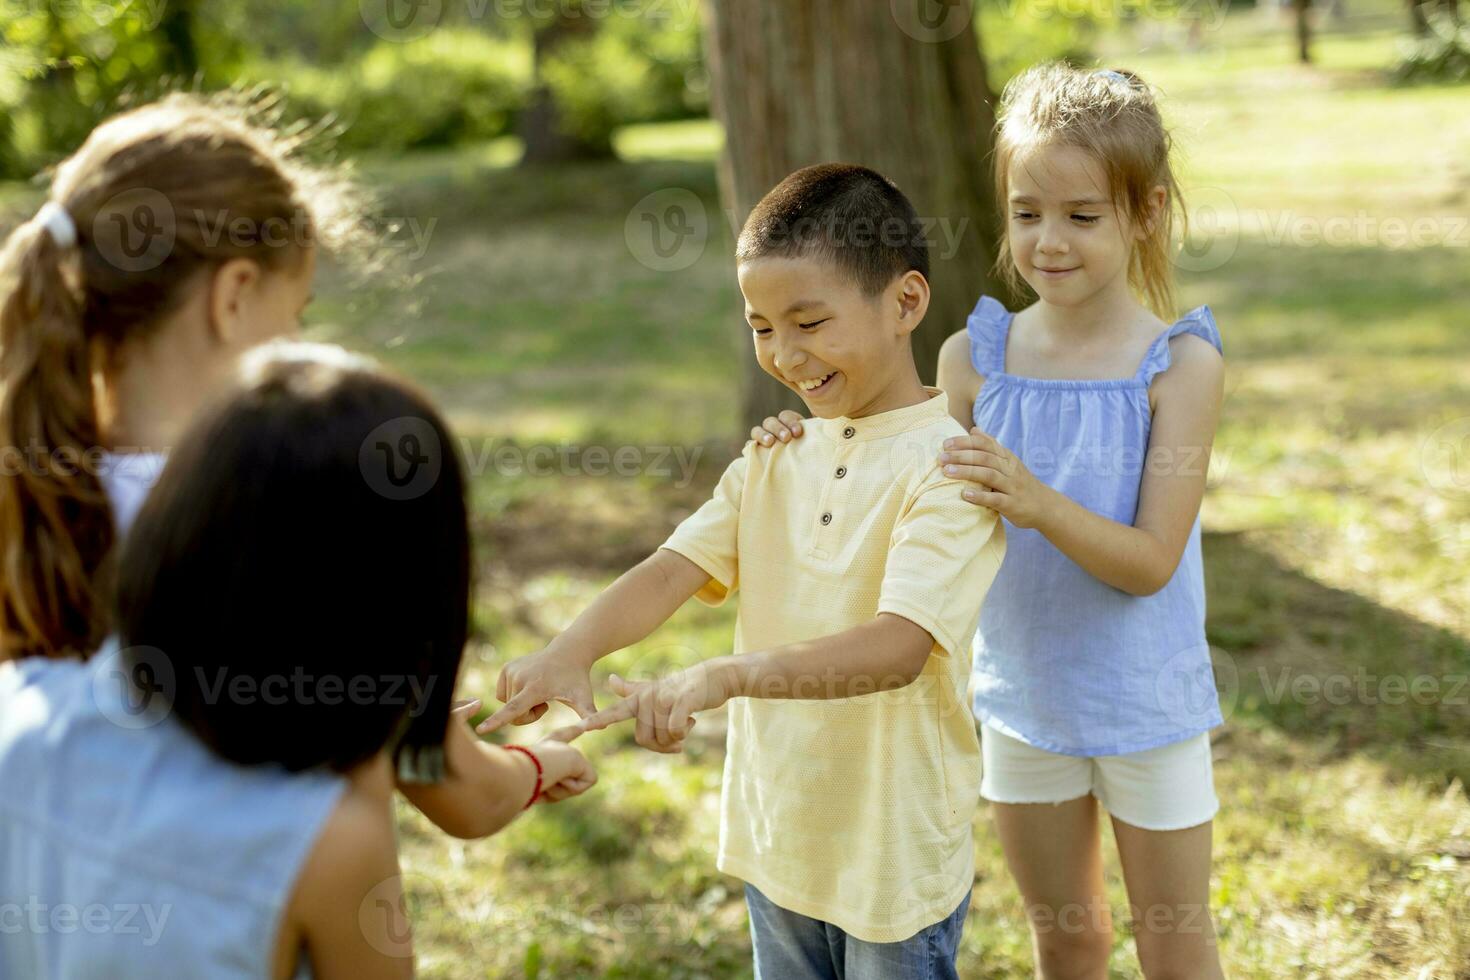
[745,884,971,980]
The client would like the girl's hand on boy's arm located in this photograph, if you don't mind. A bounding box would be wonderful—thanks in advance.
[476,644,597,735]
[940,429,1058,529]
[748,410,805,447]
[572,659,739,753]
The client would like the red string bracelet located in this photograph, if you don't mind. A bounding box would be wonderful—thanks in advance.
[504,745,542,809]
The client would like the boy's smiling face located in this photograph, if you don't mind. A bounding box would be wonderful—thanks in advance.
[738,255,928,420]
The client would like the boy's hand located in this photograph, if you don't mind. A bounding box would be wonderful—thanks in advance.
[574,660,737,754]
[529,728,598,803]
[477,645,597,735]
[940,428,1056,530]
[748,410,805,448]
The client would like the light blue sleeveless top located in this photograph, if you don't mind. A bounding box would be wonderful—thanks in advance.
[0,652,346,979]
[967,295,1224,757]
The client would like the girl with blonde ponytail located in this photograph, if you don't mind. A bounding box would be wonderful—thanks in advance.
[0,92,368,661]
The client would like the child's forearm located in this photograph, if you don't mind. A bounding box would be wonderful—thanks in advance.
[399,735,535,839]
[1034,486,1177,596]
[719,613,935,701]
[552,549,711,668]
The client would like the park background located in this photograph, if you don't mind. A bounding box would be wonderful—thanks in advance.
[2,0,1468,976]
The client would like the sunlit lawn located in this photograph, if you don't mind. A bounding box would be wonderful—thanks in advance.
[3,5,1466,977]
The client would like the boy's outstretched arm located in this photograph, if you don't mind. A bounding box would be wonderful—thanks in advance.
[476,548,714,734]
[573,612,935,753]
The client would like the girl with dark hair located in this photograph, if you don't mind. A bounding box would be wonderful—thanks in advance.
[0,342,596,978]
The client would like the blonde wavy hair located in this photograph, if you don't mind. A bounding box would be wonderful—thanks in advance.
[992,63,1187,321]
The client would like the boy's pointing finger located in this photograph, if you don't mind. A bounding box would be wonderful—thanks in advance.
[577,696,640,734]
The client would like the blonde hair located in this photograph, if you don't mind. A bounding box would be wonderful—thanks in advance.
[992,63,1185,321]
[0,92,372,661]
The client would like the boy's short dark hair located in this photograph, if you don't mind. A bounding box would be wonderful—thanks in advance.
[115,346,470,781]
[735,163,930,296]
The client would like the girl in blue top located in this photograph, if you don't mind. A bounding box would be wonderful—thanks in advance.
[751,64,1226,979]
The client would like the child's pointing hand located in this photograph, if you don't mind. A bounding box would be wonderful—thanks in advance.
[574,662,736,754]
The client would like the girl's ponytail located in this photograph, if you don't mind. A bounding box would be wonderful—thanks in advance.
[0,92,376,662]
[0,203,114,660]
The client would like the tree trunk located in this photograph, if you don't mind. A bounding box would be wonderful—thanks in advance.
[1293,0,1313,63]
[519,10,615,165]
[703,0,1006,429]
[157,0,199,80]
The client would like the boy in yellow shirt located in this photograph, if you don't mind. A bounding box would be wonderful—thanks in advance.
[479,163,1005,979]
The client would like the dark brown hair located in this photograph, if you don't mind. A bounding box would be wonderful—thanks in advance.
[0,93,370,661]
[736,163,930,296]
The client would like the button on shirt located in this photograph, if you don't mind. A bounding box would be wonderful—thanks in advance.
[660,387,1006,942]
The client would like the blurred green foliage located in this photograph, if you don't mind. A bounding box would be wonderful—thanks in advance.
[0,0,707,176]
[1393,14,1470,81]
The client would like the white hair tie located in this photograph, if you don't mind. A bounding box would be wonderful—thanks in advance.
[35,201,78,250]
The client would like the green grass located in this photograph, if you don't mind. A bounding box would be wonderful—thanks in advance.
[3,6,1467,977]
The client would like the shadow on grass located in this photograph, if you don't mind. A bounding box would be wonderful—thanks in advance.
[1205,530,1469,793]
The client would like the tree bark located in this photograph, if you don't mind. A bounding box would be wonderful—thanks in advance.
[702,0,1006,429]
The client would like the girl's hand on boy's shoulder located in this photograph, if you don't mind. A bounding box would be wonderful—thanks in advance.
[748,410,805,448]
[940,428,1056,530]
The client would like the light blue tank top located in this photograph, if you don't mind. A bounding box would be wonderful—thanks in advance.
[966,295,1225,756]
[0,648,346,979]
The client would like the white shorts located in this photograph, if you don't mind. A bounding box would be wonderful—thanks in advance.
[979,723,1219,832]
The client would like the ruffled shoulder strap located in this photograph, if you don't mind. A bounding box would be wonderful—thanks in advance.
[1135,305,1222,385]
[964,294,1012,377]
